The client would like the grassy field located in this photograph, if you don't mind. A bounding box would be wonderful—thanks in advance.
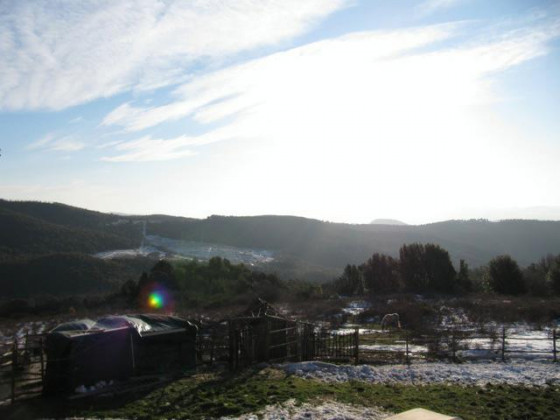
[3,366,559,420]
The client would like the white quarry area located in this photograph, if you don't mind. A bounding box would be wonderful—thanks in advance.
[224,398,391,420]
[280,360,560,386]
[94,245,165,260]
[94,234,274,265]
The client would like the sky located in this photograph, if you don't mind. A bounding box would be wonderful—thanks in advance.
[1,0,559,225]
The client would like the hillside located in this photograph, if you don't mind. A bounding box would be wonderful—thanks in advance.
[144,215,560,268]
[2,200,560,298]
[3,200,560,269]
[0,207,138,256]
[0,253,155,298]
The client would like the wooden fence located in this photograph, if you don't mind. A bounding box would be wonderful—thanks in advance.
[224,325,560,369]
[1,326,558,403]
[342,326,559,365]
[225,319,305,370]
[0,334,45,404]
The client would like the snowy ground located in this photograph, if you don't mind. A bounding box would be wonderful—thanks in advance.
[280,360,560,386]
[360,343,427,355]
[223,398,391,420]
[225,355,560,419]
[0,320,52,347]
[342,301,371,316]
[332,322,558,361]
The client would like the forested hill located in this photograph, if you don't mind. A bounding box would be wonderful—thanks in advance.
[146,215,560,268]
[0,253,153,297]
[2,199,560,269]
[0,205,139,256]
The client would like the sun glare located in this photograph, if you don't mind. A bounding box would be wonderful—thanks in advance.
[148,291,164,309]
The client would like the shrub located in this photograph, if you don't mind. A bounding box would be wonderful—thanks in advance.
[487,255,525,295]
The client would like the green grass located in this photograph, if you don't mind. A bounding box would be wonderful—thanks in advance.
[76,368,560,420]
[3,367,560,419]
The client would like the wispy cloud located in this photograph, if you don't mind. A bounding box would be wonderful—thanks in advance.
[68,116,84,124]
[102,23,460,133]
[100,16,560,162]
[48,138,86,152]
[417,0,466,17]
[26,133,56,150]
[101,135,196,162]
[0,0,349,111]
[27,134,85,152]
[100,123,242,162]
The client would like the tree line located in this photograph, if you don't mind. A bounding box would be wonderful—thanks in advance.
[331,243,560,296]
[119,256,316,308]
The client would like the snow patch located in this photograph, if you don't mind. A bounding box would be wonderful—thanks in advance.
[279,360,560,386]
[223,398,390,420]
[360,343,428,354]
[75,380,114,394]
[342,301,371,316]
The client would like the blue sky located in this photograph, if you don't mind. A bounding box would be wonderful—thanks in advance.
[1,0,559,224]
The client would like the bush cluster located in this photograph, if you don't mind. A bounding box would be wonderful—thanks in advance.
[330,243,560,297]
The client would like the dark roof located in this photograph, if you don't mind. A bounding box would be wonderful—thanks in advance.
[50,319,96,333]
[238,298,283,319]
[50,314,197,338]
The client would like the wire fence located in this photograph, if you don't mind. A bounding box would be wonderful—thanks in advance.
[1,325,558,403]
[223,324,560,369]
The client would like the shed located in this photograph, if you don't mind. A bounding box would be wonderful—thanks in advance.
[228,299,297,365]
[44,314,197,395]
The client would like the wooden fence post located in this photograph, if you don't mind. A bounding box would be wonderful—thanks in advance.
[297,324,302,362]
[451,330,456,362]
[210,333,215,366]
[335,331,339,358]
[228,321,234,371]
[130,332,136,374]
[354,327,359,365]
[11,337,17,404]
[264,319,271,362]
[286,326,291,361]
[405,331,410,365]
[251,331,256,364]
[234,330,240,369]
[24,332,29,366]
[553,329,557,363]
[501,326,506,362]
[312,331,316,360]
[40,337,45,383]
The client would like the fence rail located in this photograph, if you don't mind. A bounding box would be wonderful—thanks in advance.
[225,325,560,369]
[1,325,558,404]
[0,334,45,405]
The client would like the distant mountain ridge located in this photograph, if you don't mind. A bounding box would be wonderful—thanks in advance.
[2,199,560,272]
[149,215,560,269]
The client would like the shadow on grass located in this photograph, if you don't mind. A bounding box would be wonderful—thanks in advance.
[0,368,220,420]
[3,366,560,420]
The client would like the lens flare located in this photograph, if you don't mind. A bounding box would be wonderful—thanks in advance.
[148,291,164,309]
